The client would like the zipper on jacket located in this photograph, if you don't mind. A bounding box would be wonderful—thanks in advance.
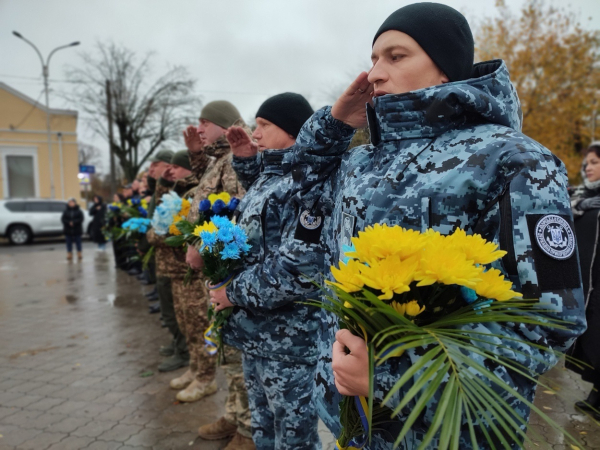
[499,188,518,277]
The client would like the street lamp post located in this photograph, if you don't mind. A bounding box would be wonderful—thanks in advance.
[13,31,80,199]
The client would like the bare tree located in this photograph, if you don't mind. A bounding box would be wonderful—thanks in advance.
[77,141,102,169]
[64,42,201,181]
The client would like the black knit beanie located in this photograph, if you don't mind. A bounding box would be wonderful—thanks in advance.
[255,93,314,138]
[373,2,474,82]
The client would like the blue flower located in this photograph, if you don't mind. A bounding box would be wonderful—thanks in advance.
[460,287,479,304]
[220,242,241,260]
[109,205,120,212]
[217,226,234,244]
[232,227,248,246]
[212,216,233,230]
[199,199,211,212]
[200,231,217,251]
[138,206,147,217]
[212,199,226,214]
[227,198,240,211]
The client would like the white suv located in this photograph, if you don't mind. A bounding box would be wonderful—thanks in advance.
[0,199,92,245]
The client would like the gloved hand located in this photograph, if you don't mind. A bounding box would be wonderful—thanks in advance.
[578,197,600,211]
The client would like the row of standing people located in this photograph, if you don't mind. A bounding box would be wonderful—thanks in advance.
[123,3,588,449]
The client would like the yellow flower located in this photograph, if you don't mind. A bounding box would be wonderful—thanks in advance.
[415,243,483,288]
[446,229,506,265]
[391,301,406,315]
[343,301,353,309]
[180,198,191,217]
[473,268,523,301]
[208,192,231,205]
[327,259,364,293]
[193,221,218,237]
[141,199,148,209]
[405,300,425,317]
[169,215,183,236]
[346,224,428,264]
[358,255,418,300]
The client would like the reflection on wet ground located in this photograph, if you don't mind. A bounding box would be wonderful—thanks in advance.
[0,242,599,449]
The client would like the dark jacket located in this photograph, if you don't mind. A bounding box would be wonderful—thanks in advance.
[567,187,600,381]
[62,205,84,236]
[89,198,106,244]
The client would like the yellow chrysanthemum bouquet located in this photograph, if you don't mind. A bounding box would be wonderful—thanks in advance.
[317,224,580,450]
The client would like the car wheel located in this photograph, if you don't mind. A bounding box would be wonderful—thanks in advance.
[8,225,32,245]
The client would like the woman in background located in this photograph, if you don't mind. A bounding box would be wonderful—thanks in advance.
[89,195,107,251]
[568,141,600,417]
[61,198,84,261]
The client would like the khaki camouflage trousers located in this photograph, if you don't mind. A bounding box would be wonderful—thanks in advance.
[222,345,252,438]
[171,276,216,384]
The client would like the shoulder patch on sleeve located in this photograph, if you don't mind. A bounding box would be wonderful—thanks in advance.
[294,210,324,244]
[526,214,580,292]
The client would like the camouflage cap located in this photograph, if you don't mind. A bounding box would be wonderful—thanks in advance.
[150,149,175,163]
[199,101,241,129]
[170,150,192,171]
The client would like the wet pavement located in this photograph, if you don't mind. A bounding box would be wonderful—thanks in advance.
[0,241,598,449]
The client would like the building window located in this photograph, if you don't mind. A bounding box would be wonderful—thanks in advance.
[7,155,35,198]
[1,147,39,199]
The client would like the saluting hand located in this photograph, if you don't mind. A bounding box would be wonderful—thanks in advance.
[209,288,234,312]
[331,71,374,129]
[331,329,370,397]
[183,125,203,153]
[226,126,259,158]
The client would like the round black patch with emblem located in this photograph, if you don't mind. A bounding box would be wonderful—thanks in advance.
[300,210,322,230]
[534,215,575,260]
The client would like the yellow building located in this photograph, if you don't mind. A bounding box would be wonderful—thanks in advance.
[0,82,80,201]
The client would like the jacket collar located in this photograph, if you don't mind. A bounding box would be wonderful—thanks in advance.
[204,135,230,159]
[261,148,291,176]
[368,60,522,145]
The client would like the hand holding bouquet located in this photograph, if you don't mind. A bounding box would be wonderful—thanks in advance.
[315,224,579,450]
[195,215,251,364]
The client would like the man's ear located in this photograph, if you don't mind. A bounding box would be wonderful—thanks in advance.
[440,71,450,84]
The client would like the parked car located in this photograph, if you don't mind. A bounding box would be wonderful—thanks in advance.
[0,199,92,245]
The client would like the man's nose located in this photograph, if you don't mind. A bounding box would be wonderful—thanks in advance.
[367,60,386,85]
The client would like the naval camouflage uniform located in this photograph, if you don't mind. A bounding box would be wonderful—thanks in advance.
[223,148,327,450]
[186,129,251,435]
[291,59,587,449]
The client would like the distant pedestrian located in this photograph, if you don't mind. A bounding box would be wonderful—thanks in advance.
[89,195,107,251]
[62,198,84,261]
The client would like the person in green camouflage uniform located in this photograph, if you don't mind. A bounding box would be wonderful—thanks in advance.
[180,101,254,449]
[138,150,173,305]
[147,151,198,373]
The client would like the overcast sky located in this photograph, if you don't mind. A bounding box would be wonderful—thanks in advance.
[1,0,598,173]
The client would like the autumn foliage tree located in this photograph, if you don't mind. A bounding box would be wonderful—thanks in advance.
[475,0,600,182]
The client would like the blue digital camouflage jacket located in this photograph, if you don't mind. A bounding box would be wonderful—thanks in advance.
[223,148,331,365]
[291,59,586,448]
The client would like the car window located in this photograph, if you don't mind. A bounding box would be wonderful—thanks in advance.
[49,203,67,213]
[4,201,27,212]
[25,202,54,213]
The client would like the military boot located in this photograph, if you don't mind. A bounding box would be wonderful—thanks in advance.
[159,341,175,357]
[176,379,217,402]
[198,417,237,440]
[158,352,189,372]
[170,369,195,390]
[576,387,600,412]
[224,432,255,450]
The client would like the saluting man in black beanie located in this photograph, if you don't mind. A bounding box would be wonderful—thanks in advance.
[286,1,585,449]
[207,93,327,450]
